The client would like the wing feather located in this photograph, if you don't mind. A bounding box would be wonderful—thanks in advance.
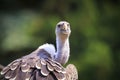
[35,60,41,69]
[10,61,19,70]
[1,49,66,80]
[47,63,54,71]
[53,71,65,80]
[41,65,50,76]
[1,66,9,75]
[21,63,30,73]
[35,70,46,80]
[4,70,12,79]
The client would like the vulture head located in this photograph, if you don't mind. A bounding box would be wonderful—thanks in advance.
[55,21,71,37]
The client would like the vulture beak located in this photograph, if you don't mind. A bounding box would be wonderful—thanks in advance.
[62,23,67,30]
[60,23,69,35]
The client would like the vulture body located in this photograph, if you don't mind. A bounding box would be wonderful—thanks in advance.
[0,21,78,80]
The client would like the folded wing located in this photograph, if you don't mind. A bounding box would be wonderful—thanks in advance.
[1,49,66,80]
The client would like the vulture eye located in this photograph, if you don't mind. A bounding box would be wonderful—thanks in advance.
[67,24,70,27]
[58,24,61,28]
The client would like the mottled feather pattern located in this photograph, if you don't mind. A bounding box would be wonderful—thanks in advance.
[65,64,78,80]
[1,57,66,80]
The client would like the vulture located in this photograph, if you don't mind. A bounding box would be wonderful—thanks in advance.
[0,21,78,80]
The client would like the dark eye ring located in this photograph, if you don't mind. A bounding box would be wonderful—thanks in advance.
[58,24,61,28]
[67,24,70,27]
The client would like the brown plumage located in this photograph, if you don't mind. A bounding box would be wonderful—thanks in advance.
[1,49,78,80]
[1,49,66,80]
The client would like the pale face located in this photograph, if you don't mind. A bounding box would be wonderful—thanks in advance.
[55,21,71,37]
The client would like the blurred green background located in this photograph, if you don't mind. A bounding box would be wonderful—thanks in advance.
[0,0,120,80]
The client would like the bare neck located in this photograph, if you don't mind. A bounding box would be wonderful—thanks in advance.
[55,35,70,65]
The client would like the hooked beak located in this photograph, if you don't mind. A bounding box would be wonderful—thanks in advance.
[60,23,70,35]
[61,23,68,31]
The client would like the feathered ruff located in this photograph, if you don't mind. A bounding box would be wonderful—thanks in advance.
[38,43,56,59]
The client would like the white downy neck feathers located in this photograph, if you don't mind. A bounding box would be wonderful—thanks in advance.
[38,43,56,59]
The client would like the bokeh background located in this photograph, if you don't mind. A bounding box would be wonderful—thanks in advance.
[0,0,120,80]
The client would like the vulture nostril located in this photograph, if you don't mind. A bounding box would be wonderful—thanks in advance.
[63,27,66,30]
